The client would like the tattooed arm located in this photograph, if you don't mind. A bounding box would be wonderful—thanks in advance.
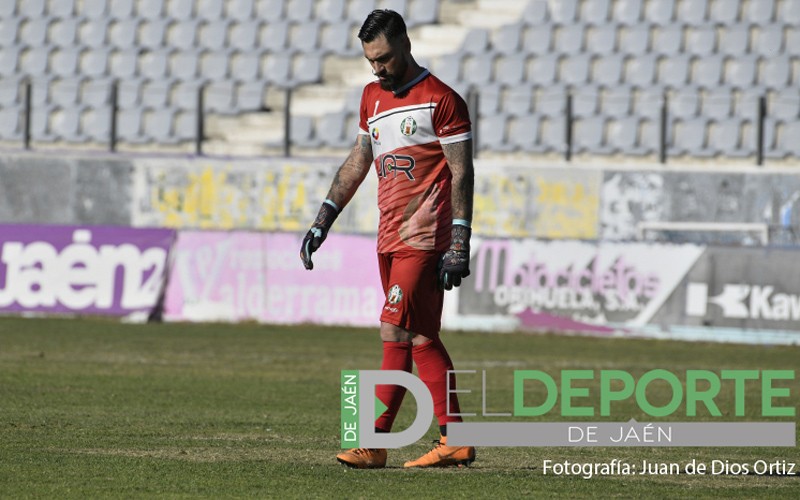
[441,139,474,223]
[325,134,374,210]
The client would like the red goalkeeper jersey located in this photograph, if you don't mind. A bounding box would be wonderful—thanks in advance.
[359,69,472,254]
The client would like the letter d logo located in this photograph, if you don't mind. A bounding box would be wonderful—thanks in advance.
[340,370,434,449]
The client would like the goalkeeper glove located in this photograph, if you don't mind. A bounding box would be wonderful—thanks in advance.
[300,200,339,270]
[438,222,471,290]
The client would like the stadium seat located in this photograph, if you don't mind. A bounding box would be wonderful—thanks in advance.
[624,54,657,86]
[508,114,543,152]
[657,54,691,87]
[0,106,21,139]
[51,106,83,141]
[460,29,489,55]
[382,0,409,19]
[50,48,81,77]
[117,79,142,109]
[108,0,134,19]
[19,19,49,47]
[230,50,260,82]
[685,26,716,56]
[290,21,321,53]
[198,20,229,51]
[109,48,139,79]
[492,23,522,55]
[259,21,289,51]
[553,24,584,54]
[173,110,197,141]
[474,82,500,116]
[235,81,265,110]
[761,55,791,89]
[287,0,314,22]
[733,87,765,118]
[139,19,170,49]
[199,51,229,80]
[47,0,76,17]
[574,115,607,152]
[669,87,700,118]
[580,0,611,22]
[408,0,439,25]
[205,80,235,112]
[50,77,82,106]
[143,108,174,140]
[321,21,357,56]
[600,86,632,116]
[592,53,624,85]
[316,110,349,148]
[230,20,260,51]
[606,116,639,152]
[140,80,171,108]
[534,86,566,117]
[572,86,600,117]
[80,78,112,106]
[20,0,47,18]
[169,80,200,110]
[743,0,775,23]
[501,84,532,117]
[0,48,19,77]
[540,116,566,152]
[770,88,800,120]
[701,86,733,119]
[49,19,80,48]
[521,25,552,55]
[117,108,144,142]
[707,117,742,154]
[292,52,323,84]
[108,19,138,48]
[0,77,20,106]
[787,28,800,56]
[638,117,662,154]
[347,0,376,21]
[613,0,643,24]
[168,21,201,51]
[256,0,286,22]
[652,24,683,56]
[526,53,559,85]
[197,0,224,20]
[477,113,510,152]
[690,53,723,87]
[709,0,741,24]
[676,0,708,24]
[559,54,592,85]
[644,0,675,24]
[168,50,199,80]
[633,86,665,118]
[20,47,50,77]
[550,0,578,24]
[430,55,461,86]
[30,105,54,140]
[79,19,109,49]
[585,24,617,55]
[462,53,494,87]
[752,24,784,58]
[139,49,170,79]
[261,52,292,85]
[781,0,800,23]
[776,121,800,156]
[288,114,316,147]
[166,0,193,20]
[618,24,650,55]
[226,0,255,21]
[495,53,526,86]
[0,19,17,47]
[724,55,758,88]
[316,0,345,21]
[136,0,164,20]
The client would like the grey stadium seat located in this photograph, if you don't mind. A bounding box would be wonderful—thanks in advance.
[19,19,49,47]
[638,118,662,154]
[171,81,202,110]
[173,111,197,141]
[143,108,174,141]
[522,25,552,55]
[80,0,108,19]
[624,54,657,86]
[492,23,522,55]
[167,0,194,20]
[141,80,171,108]
[0,77,20,105]
[50,77,82,106]
[476,83,501,116]
[140,19,171,49]
[230,50,260,82]
[230,20,260,51]
[291,114,319,148]
[585,24,617,55]
[574,116,607,153]
[606,116,639,152]
[0,107,21,140]
[776,121,800,157]
[550,0,578,24]
[652,24,683,56]
[117,108,144,142]
[316,110,349,148]
[286,0,314,22]
[291,53,323,85]
[80,78,113,107]
[259,21,289,51]
[613,0,643,24]
[321,21,357,56]
[581,0,611,22]
[261,52,292,85]
[0,19,17,47]
[526,53,559,85]
[618,24,650,55]
[540,116,567,152]
[674,117,710,156]
[460,29,489,55]
[508,115,543,152]
[477,113,510,152]
[316,0,345,21]
[109,49,139,79]
[592,53,624,85]
[761,55,791,89]
[553,24,584,54]
[533,87,566,117]
[256,0,286,22]
[752,24,784,58]
[108,19,139,48]
[382,0,409,19]
[226,0,255,22]
[169,50,200,80]
[559,54,592,85]
[197,0,224,20]
[644,0,675,25]
[408,0,439,25]
[501,84,532,117]
[719,25,749,56]
[50,18,80,47]
[708,118,742,154]
[198,21,229,51]
[743,0,775,23]
[495,53,526,86]
[787,28,800,56]
[657,54,691,87]
[691,54,723,87]
[770,88,800,121]
[235,81,265,110]
[20,0,46,18]
[669,88,700,119]
[139,49,171,79]
[462,53,494,87]
[48,0,76,17]
[676,0,708,24]
[633,87,665,118]
[199,51,230,80]
[600,86,633,116]
[51,106,83,141]
[701,87,733,120]
[116,79,143,109]
[781,0,800,24]
[430,55,460,86]
[572,86,600,117]
[167,21,199,51]
[290,21,321,53]
[685,26,716,56]
[51,48,81,77]
[724,55,758,88]
[136,0,165,20]
[20,47,50,77]
[709,0,740,24]
[79,19,108,48]
[205,80,235,112]
[108,0,135,19]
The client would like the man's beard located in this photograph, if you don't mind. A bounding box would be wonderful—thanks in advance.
[377,60,408,91]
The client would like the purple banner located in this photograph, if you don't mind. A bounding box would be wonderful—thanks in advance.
[0,224,175,317]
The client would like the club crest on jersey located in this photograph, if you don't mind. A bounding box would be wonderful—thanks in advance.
[400,116,417,136]
[387,284,403,304]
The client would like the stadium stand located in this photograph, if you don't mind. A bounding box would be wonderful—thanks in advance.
[0,0,797,161]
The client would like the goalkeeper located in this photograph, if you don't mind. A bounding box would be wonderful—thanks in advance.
[300,9,476,469]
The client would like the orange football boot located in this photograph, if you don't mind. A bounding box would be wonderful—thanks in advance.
[403,436,476,468]
[336,448,387,469]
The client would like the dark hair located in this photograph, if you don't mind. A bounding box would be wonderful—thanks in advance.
[357,9,407,43]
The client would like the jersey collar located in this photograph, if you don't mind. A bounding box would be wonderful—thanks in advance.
[392,68,430,95]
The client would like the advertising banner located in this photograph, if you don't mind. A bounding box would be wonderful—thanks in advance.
[0,224,174,317]
[164,231,384,327]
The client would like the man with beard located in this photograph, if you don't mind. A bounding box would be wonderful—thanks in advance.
[300,9,476,469]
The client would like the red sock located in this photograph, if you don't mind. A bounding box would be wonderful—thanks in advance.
[374,341,413,432]
[412,338,462,427]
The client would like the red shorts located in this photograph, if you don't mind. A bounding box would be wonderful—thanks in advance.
[378,250,443,339]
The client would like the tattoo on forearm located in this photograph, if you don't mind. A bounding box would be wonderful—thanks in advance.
[325,135,374,209]
[442,140,475,222]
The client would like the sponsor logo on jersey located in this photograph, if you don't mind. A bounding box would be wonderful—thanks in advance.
[400,116,417,136]
[387,284,403,304]
[371,127,380,142]
[378,153,416,180]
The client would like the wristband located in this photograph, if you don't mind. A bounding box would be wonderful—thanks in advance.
[453,218,471,228]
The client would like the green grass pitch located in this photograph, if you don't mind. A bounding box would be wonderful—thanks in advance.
[1,317,798,498]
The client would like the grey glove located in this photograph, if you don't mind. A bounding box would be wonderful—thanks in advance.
[300,201,339,270]
[438,223,471,290]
